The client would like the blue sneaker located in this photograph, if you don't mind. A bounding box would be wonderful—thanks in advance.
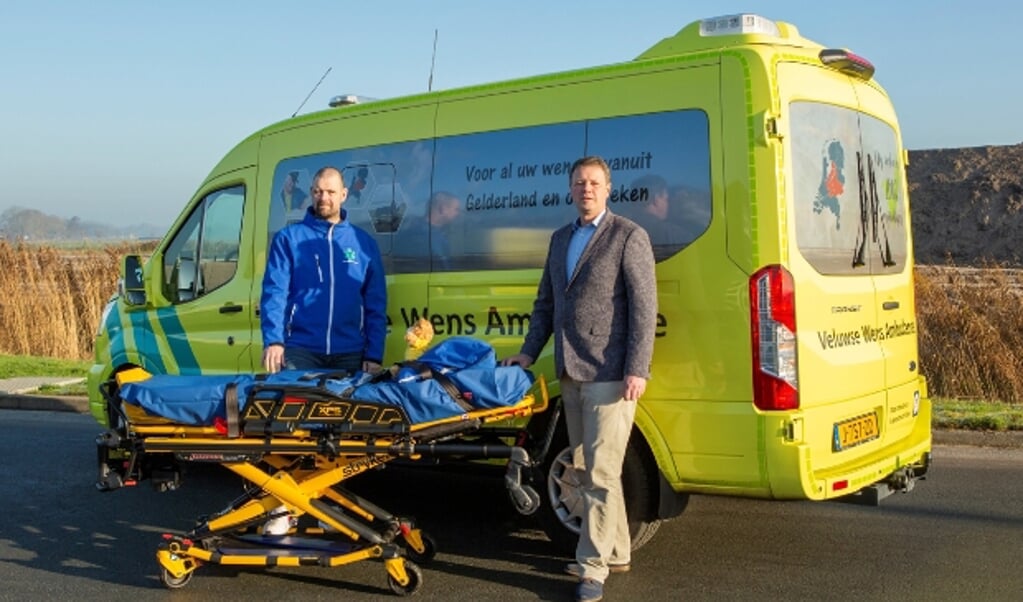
[575,578,604,602]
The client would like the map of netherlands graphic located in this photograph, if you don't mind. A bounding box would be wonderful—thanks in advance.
[814,139,845,229]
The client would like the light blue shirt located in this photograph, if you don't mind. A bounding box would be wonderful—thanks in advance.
[566,210,606,277]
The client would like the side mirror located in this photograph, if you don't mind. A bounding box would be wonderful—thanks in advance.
[122,255,147,306]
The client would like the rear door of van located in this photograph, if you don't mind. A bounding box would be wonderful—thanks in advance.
[779,60,916,467]
[851,76,921,444]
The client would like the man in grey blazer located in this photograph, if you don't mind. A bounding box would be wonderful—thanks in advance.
[503,156,657,602]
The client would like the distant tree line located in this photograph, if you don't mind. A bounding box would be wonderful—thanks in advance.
[0,206,164,241]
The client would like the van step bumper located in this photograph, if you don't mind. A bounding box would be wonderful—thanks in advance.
[834,452,930,506]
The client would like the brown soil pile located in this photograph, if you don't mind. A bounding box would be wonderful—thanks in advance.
[909,144,1023,266]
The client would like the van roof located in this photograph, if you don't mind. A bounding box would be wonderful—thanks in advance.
[637,14,818,59]
[264,13,830,134]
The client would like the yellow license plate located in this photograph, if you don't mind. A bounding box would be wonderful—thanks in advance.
[832,412,879,451]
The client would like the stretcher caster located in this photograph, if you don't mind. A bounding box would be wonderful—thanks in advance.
[157,537,200,590]
[386,559,423,596]
[401,530,437,563]
[508,484,541,516]
[159,566,193,589]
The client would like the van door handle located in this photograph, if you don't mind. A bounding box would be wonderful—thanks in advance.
[882,301,899,310]
[219,304,244,314]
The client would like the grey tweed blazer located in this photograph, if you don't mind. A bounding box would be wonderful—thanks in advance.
[520,211,657,381]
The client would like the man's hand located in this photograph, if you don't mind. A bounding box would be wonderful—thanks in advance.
[501,353,534,369]
[362,360,383,375]
[624,375,647,402]
[262,344,285,374]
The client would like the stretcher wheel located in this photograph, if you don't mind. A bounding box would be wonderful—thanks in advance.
[403,531,437,563]
[509,484,541,516]
[387,559,423,596]
[159,567,193,589]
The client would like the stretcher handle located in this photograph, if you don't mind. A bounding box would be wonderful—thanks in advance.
[527,374,550,413]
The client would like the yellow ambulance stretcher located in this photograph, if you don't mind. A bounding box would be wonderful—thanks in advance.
[94,350,547,596]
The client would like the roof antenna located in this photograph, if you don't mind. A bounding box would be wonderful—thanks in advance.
[428,29,438,92]
[292,67,332,117]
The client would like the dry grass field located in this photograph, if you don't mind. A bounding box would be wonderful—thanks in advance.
[0,241,1019,404]
[915,264,1023,403]
[0,241,153,360]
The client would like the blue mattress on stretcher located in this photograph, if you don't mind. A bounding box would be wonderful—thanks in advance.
[118,337,534,426]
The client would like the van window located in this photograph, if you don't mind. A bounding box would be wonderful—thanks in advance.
[268,110,711,273]
[588,111,712,261]
[162,186,244,303]
[791,102,909,275]
[268,141,435,274]
[432,110,712,269]
[433,122,583,271]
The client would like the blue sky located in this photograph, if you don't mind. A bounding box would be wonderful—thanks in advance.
[0,1,1018,228]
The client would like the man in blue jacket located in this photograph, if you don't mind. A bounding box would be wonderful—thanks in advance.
[260,166,387,376]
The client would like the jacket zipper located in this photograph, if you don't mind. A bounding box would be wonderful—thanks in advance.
[326,225,335,354]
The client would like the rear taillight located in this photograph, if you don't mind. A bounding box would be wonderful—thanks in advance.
[750,265,799,410]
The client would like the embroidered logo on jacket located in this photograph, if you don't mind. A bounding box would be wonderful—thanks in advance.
[342,248,359,264]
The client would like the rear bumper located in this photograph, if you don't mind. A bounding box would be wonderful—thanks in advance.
[786,397,932,501]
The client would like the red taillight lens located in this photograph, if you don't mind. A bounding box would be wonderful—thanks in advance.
[750,265,799,410]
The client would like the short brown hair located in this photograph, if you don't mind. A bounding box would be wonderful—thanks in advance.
[569,156,611,184]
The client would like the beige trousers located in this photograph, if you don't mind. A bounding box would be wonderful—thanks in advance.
[560,376,636,583]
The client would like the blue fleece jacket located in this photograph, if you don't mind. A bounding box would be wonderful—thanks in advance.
[260,208,387,363]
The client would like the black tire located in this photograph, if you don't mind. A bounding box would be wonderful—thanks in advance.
[403,530,437,563]
[159,567,192,589]
[508,482,541,516]
[536,429,664,556]
[387,559,423,596]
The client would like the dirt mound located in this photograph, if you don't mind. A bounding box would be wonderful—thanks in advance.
[909,144,1023,266]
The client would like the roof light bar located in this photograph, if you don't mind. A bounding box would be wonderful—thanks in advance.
[329,94,366,108]
[700,14,780,37]
[819,49,875,81]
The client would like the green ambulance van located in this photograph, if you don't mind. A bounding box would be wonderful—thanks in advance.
[90,13,931,552]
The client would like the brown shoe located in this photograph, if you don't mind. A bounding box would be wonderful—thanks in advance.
[564,562,631,577]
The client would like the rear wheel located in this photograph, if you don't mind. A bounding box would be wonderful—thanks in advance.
[536,429,665,555]
[402,530,437,563]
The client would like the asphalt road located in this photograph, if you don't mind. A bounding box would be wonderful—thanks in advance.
[2,409,1021,601]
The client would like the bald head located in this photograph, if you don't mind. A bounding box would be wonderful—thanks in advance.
[310,166,348,223]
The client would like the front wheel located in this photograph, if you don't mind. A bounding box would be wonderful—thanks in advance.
[536,432,665,555]
[387,559,423,596]
[159,567,193,589]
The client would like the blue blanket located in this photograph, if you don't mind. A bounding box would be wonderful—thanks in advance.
[118,337,533,426]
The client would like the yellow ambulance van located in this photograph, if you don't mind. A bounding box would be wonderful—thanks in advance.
[89,13,931,551]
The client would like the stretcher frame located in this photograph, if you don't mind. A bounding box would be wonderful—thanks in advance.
[95,368,549,596]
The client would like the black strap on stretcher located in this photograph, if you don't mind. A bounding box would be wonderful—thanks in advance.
[396,361,475,413]
[225,382,241,437]
[302,370,357,397]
